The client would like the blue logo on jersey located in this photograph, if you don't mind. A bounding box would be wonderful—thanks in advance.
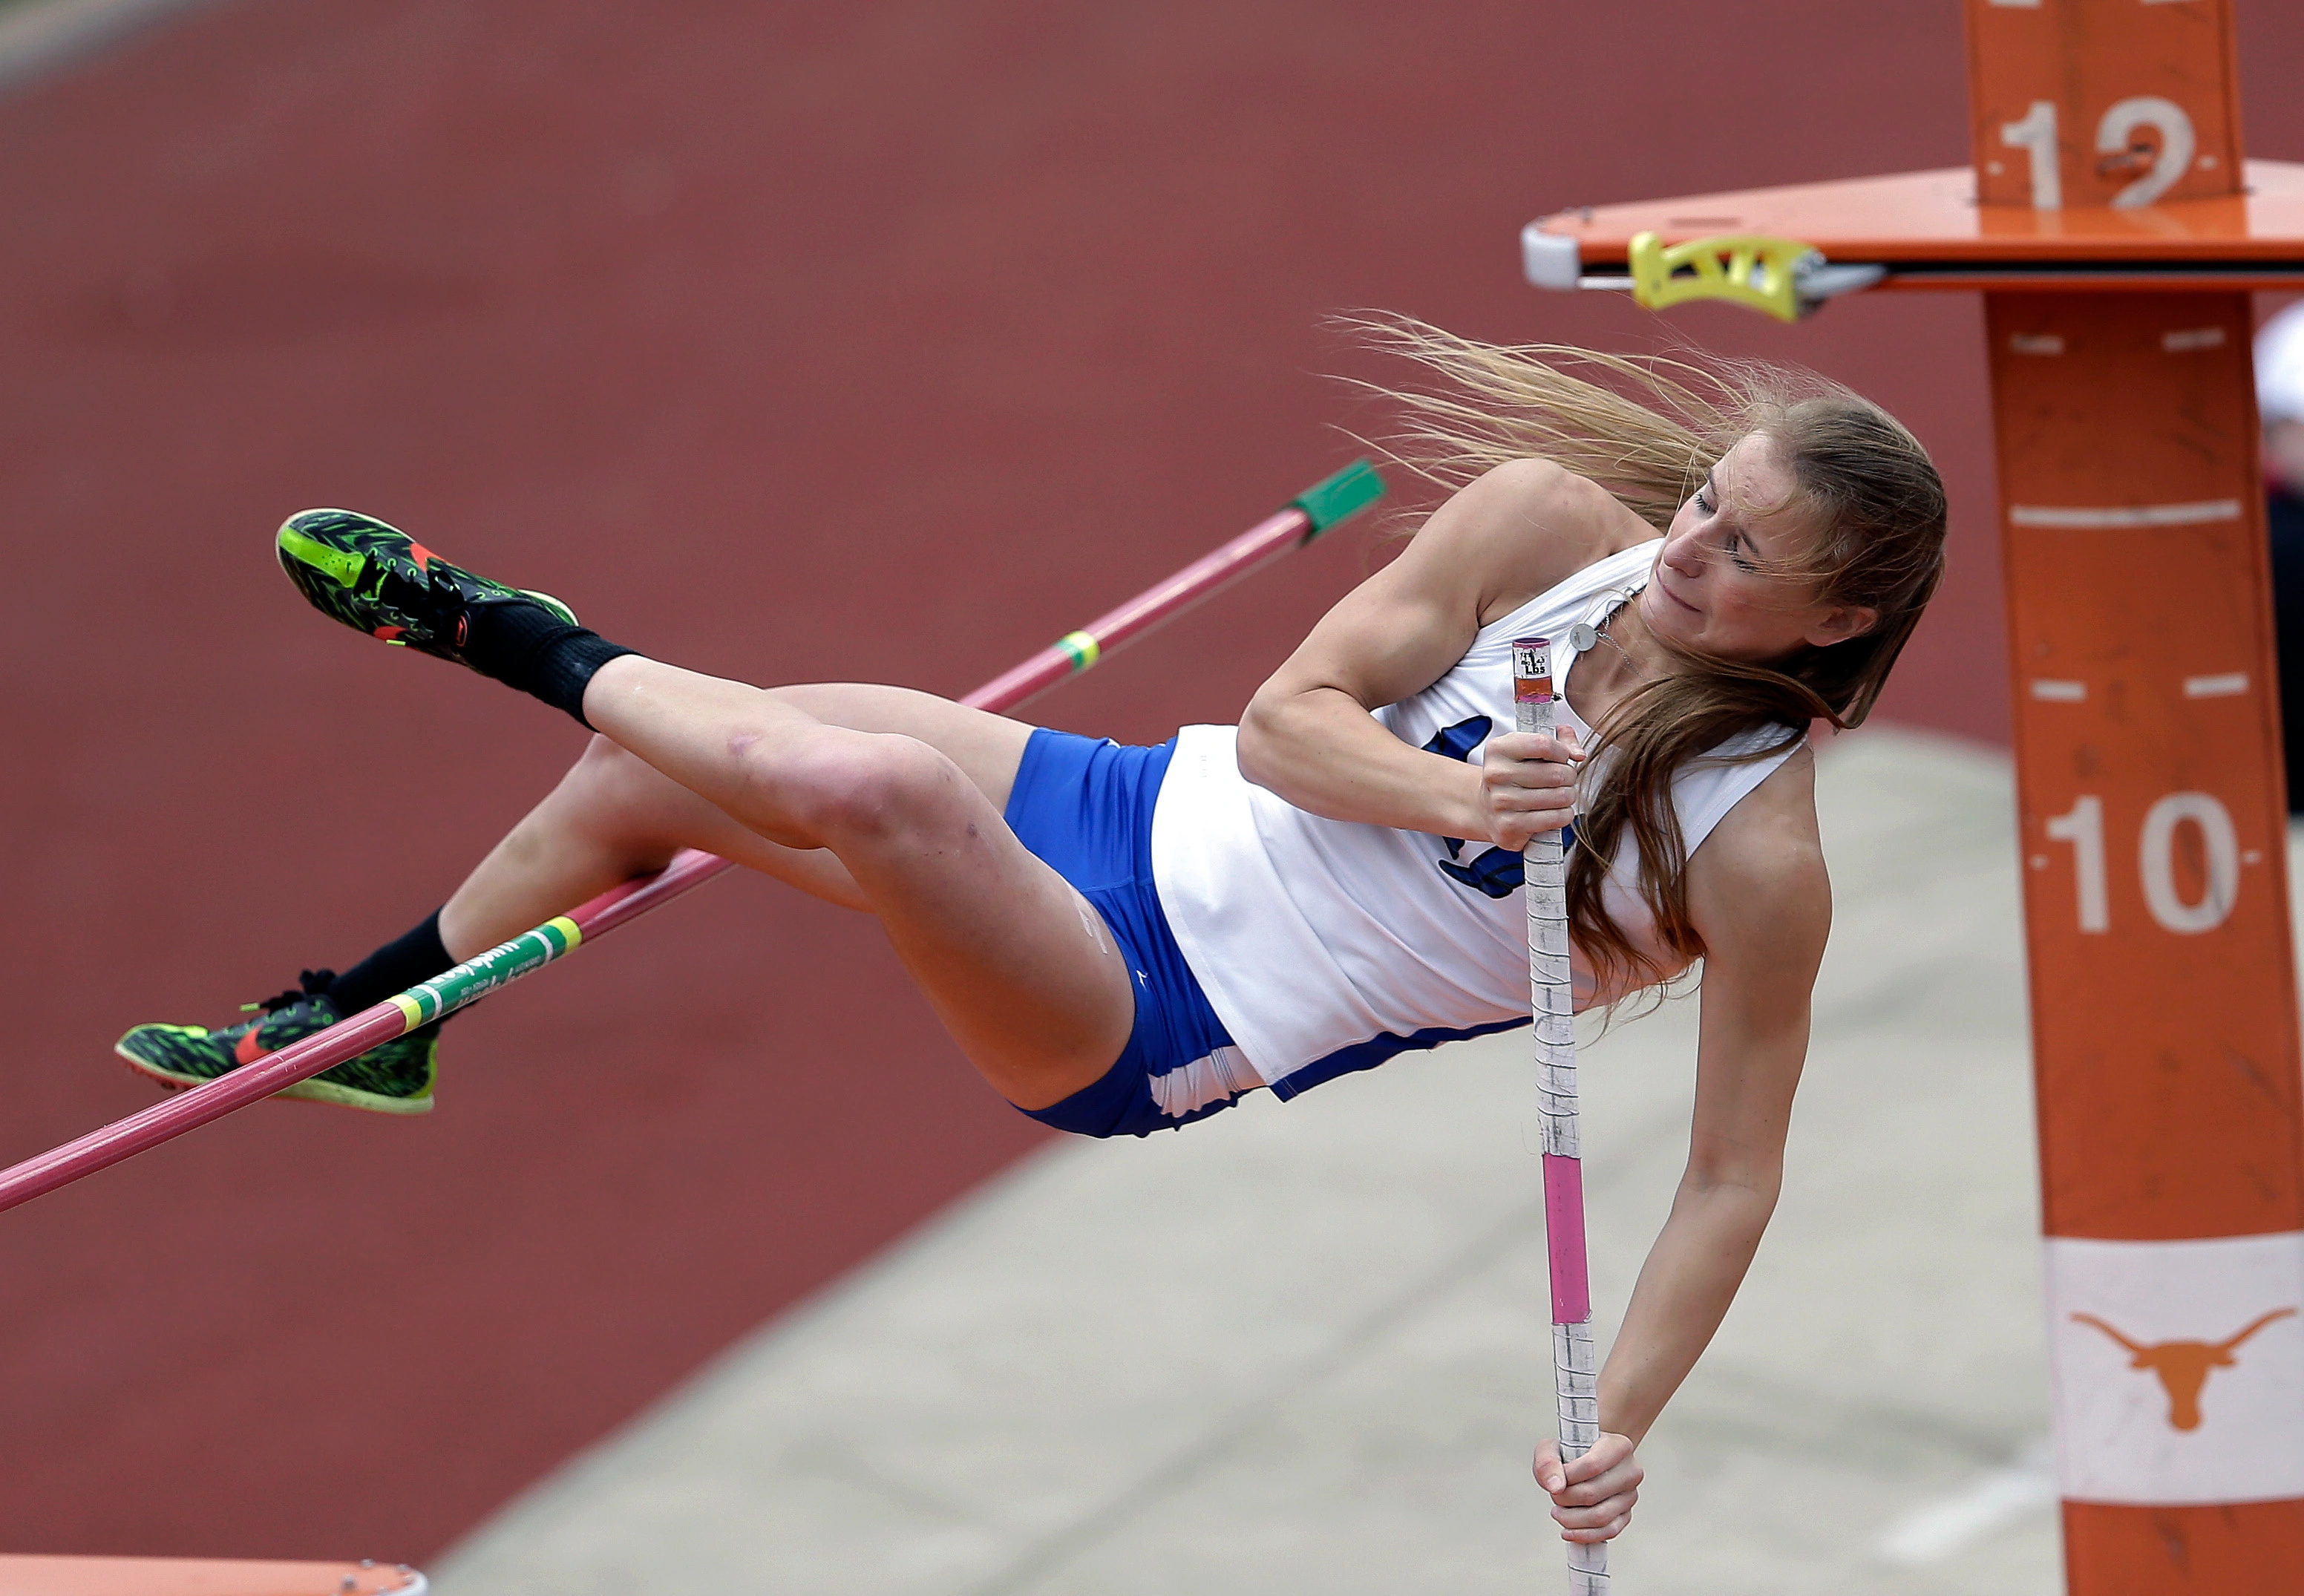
[1421,716,1574,900]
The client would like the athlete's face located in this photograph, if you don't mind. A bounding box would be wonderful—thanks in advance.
[1638,432,1876,663]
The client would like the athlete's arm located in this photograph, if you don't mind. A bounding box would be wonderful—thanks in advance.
[1534,745,1827,1544]
[1237,459,1636,846]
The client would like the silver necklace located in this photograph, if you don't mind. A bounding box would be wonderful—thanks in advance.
[1565,590,1649,680]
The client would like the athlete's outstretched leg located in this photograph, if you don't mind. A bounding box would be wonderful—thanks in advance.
[114,730,878,1113]
[431,677,1056,956]
[420,665,1131,1109]
[120,689,1122,1113]
[572,658,1136,1109]
[123,510,1143,1116]
[435,733,871,962]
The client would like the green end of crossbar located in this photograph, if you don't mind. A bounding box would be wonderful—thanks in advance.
[1289,458,1385,538]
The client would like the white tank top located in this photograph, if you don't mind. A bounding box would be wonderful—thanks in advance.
[1149,537,1804,1098]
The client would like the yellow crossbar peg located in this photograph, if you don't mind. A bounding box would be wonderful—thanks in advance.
[1627,231,1819,323]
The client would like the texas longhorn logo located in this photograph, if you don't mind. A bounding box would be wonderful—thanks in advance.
[2070,1307,2298,1431]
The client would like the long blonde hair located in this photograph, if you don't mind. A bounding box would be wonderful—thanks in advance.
[1348,315,1948,998]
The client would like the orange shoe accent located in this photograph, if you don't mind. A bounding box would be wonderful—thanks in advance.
[232,1028,272,1067]
[373,625,405,641]
[405,542,435,570]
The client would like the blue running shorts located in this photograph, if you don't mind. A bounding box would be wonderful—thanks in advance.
[1001,728,1261,1139]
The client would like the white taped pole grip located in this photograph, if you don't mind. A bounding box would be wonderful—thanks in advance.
[1560,1321,1610,1596]
[1557,1325,1607,1593]
[1553,1321,1602,1451]
[1516,653,1579,1162]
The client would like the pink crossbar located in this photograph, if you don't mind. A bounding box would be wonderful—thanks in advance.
[962,506,1311,709]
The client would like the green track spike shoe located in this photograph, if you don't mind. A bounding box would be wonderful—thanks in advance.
[116,972,439,1115]
[276,508,577,661]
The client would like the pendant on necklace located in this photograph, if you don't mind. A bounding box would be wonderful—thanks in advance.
[1567,622,1599,653]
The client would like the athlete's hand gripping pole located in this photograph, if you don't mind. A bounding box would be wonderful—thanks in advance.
[1515,638,1608,1595]
[0,462,1386,1216]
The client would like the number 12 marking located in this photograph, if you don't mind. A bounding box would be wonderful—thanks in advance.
[1997,95,2200,212]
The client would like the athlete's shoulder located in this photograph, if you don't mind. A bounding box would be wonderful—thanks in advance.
[1407,460,1657,624]
[1436,457,1653,555]
[1687,744,1830,943]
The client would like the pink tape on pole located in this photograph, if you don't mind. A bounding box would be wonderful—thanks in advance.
[1543,1152,1592,1324]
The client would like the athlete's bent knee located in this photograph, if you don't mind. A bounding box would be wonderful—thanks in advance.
[752,731,963,846]
[569,733,638,788]
[559,734,670,820]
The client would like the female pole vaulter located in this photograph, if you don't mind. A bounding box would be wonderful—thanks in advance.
[117,320,1947,1551]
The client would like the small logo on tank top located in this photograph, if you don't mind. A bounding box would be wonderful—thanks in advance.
[1420,716,1575,898]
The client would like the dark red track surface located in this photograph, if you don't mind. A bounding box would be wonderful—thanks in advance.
[1,0,2298,1565]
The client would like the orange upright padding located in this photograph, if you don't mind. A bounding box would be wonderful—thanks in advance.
[1965,2,2304,1588]
[0,1556,423,1595]
[1989,289,2304,1584]
[1991,291,2299,1240]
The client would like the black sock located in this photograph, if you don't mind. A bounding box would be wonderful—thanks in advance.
[325,909,455,1017]
[460,601,639,729]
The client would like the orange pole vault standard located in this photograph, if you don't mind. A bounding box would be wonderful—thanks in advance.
[1971,3,2304,1583]
[1991,284,2304,1581]
[1516,1,2304,1589]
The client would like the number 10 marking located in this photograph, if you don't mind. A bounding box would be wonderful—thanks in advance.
[2043,792,2242,935]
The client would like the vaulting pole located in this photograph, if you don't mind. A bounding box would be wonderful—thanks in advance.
[1516,637,1608,1595]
